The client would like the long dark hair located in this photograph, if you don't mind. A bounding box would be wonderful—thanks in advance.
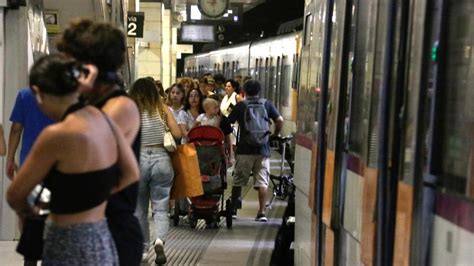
[184,88,204,113]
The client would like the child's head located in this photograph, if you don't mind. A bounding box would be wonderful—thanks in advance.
[167,83,185,106]
[202,98,219,116]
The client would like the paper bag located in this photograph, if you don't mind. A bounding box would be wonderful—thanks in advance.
[170,143,204,200]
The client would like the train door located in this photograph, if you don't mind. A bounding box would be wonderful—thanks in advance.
[293,0,328,264]
[404,0,474,265]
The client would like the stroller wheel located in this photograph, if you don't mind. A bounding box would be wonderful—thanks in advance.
[226,199,233,229]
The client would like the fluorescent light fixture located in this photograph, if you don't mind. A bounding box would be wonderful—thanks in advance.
[190,5,202,20]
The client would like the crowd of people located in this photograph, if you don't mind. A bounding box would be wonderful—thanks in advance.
[4,18,283,266]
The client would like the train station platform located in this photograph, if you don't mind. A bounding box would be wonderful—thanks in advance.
[0,150,290,266]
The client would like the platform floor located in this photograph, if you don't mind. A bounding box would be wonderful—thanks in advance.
[0,152,289,266]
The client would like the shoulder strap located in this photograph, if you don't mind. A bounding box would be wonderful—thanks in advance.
[100,111,119,146]
[159,105,170,132]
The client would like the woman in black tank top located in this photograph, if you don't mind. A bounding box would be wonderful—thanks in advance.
[56,18,144,266]
[7,54,139,265]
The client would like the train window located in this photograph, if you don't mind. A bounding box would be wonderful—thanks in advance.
[348,0,378,156]
[303,14,313,46]
[401,0,425,184]
[281,56,291,108]
[326,0,348,150]
[259,58,264,83]
[262,58,269,98]
[268,58,275,103]
[255,59,259,79]
[437,0,474,197]
[367,0,397,167]
[232,61,235,78]
[276,57,281,108]
[225,61,228,77]
[292,54,299,89]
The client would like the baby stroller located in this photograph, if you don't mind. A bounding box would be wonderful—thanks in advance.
[173,126,233,229]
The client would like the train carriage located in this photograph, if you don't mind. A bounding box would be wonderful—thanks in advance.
[184,32,301,136]
[184,1,473,262]
[294,0,474,265]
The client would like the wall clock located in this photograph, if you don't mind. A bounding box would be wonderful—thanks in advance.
[198,0,229,18]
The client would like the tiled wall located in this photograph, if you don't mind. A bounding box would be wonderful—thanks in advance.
[137,2,178,89]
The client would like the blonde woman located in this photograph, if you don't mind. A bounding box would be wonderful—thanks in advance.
[129,78,181,265]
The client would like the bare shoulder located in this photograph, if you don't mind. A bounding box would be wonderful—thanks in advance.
[35,123,76,151]
[102,96,140,124]
[236,94,243,102]
[101,95,140,142]
[103,95,139,115]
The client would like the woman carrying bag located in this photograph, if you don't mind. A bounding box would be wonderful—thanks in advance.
[129,78,181,265]
[7,54,139,265]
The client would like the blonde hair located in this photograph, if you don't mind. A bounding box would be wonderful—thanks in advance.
[202,98,219,111]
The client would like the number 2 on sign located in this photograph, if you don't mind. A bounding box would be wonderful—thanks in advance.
[128,22,137,36]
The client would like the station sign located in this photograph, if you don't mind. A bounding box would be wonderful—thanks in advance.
[127,12,144,38]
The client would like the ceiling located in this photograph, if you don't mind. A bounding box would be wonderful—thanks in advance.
[172,0,265,12]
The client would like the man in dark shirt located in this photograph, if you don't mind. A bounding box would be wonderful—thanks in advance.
[228,80,283,222]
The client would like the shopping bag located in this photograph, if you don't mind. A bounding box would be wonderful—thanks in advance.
[16,185,48,260]
[170,143,204,200]
[16,214,47,260]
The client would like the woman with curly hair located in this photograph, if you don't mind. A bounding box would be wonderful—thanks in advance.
[56,18,143,266]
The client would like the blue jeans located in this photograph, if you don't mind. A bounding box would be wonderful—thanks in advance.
[135,147,174,249]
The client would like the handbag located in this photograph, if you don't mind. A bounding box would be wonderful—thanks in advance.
[16,186,48,260]
[170,143,204,200]
[160,106,177,152]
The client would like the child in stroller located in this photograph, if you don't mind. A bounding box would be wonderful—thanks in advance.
[173,125,233,229]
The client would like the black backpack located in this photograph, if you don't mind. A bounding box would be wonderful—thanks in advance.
[241,98,271,147]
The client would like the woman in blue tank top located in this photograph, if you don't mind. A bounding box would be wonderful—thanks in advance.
[7,54,139,265]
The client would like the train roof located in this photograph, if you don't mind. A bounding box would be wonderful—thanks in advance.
[186,31,301,60]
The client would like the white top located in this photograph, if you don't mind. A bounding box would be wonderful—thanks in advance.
[220,92,238,117]
[196,113,220,127]
[177,110,197,131]
[141,111,166,146]
[170,105,183,121]
[178,109,199,144]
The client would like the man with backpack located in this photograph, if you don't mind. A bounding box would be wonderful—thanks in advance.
[228,80,283,222]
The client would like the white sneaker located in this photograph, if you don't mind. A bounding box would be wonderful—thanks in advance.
[154,239,167,265]
[141,251,149,261]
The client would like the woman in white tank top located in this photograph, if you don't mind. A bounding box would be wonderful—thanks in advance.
[220,79,242,147]
[129,78,181,264]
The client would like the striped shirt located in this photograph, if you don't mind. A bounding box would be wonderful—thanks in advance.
[140,111,166,146]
